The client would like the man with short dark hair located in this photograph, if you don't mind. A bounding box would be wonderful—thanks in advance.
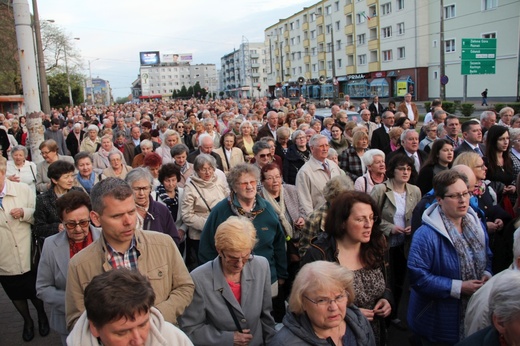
[368,95,384,122]
[65,178,194,330]
[444,115,463,149]
[454,120,486,158]
[67,269,193,345]
[44,118,69,155]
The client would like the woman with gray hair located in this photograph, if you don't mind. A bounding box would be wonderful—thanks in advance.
[125,168,180,245]
[131,139,154,168]
[155,129,181,164]
[181,154,229,270]
[458,270,520,345]
[79,124,100,154]
[204,118,221,149]
[268,261,375,346]
[6,145,37,190]
[100,151,132,180]
[355,149,386,194]
[199,163,288,322]
[283,129,311,185]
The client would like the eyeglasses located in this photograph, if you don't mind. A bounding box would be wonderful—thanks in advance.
[475,164,487,170]
[396,166,412,172]
[63,219,90,230]
[258,153,272,159]
[222,252,254,264]
[237,180,257,188]
[304,291,348,307]
[40,150,50,155]
[264,175,282,182]
[444,191,472,200]
[352,216,379,224]
[295,136,306,140]
[132,186,151,193]
[199,167,215,173]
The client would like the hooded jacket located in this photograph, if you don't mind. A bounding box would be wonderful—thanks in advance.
[66,307,193,346]
[268,306,375,346]
[407,204,492,344]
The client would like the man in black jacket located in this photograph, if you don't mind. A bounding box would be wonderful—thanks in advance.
[370,111,394,154]
[368,96,384,122]
[187,133,223,171]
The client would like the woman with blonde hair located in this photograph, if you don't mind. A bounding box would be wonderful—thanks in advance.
[180,217,276,346]
[269,261,375,345]
[339,130,370,181]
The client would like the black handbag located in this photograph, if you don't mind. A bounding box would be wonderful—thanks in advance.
[30,233,43,271]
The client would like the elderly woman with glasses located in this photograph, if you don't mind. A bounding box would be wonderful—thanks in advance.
[36,140,75,193]
[124,168,180,246]
[408,170,492,345]
[301,190,391,346]
[181,154,229,271]
[180,217,276,346]
[283,130,311,185]
[199,163,288,322]
[269,261,375,346]
[36,191,100,345]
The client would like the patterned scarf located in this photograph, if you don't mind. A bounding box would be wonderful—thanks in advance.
[472,180,486,197]
[439,207,486,339]
[296,148,310,163]
[261,186,293,238]
[228,191,264,221]
[156,185,179,221]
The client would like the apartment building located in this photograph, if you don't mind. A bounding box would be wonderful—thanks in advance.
[220,42,269,98]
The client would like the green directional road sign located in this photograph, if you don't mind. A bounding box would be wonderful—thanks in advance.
[461,38,496,75]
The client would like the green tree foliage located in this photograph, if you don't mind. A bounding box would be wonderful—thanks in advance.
[0,3,22,95]
[47,73,84,107]
[179,85,188,97]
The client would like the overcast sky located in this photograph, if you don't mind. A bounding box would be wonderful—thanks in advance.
[35,0,318,99]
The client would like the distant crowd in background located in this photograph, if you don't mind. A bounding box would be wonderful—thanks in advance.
[0,94,520,346]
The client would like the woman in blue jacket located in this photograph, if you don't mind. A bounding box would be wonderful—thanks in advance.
[408,170,493,345]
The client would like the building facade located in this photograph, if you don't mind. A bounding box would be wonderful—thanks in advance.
[220,41,269,98]
[265,0,519,101]
[139,63,217,98]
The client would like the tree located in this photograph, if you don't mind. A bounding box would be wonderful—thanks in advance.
[179,85,188,98]
[47,72,84,107]
[0,2,22,95]
[40,21,83,75]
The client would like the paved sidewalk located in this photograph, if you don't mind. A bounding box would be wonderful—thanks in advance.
[0,287,61,346]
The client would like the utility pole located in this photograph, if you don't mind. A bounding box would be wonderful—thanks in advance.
[13,0,45,164]
[31,0,51,115]
[439,0,446,100]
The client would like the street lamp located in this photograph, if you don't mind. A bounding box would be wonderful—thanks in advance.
[65,37,80,107]
[31,0,52,114]
[318,13,337,99]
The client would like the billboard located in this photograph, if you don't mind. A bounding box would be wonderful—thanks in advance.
[139,51,160,65]
[162,53,193,64]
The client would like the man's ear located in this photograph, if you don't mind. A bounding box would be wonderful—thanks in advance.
[515,256,520,271]
[89,320,100,338]
[90,210,101,227]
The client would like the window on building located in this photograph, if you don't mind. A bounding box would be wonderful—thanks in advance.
[382,26,392,38]
[383,50,392,62]
[303,14,308,23]
[298,66,302,74]
[328,60,332,70]
[334,1,340,11]
[397,0,404,10]
[397,22,405,35]
[358,54,367,65]
[291,38,295,46]
[483,0,497,10]
[290,22,294,30]
[370,50,378,62]
[293,68,296,75]
[357,33,366,45]
[444,4,456,19]
[369,5,376,17]
[310,13,316,22]
[319,60,325,70]
[297,51,302,59]
[337,58,342,67]
[325,5,331,14]
[445,39,456,52]
[346,14,353,25]
[347,35,354,45]
[335,21,341,31]
[348,55,354,65]
[398,47,406,59]
[312,63,318,72]
[369,28,377,40]
[336,39,342,50]
[381,2,391,15]
[304,31,308,39]
[311,30,316,39]
[312,47,317,55]
[356,13,366,24]
[297,36,301,44]
[296,19,300,28]
[318,25,324,35]
[327,42,333,53]
[326,24,332,34]
[482,32,497,38]
[306,64,310,72]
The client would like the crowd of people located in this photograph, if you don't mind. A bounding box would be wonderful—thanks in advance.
[0,94,519,345]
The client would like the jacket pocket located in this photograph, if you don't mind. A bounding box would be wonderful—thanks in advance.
[416,300,434,320]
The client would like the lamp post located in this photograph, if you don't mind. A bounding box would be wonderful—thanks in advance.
[31,0,52,114]
[88,58,99,105]
[65,37,80,107]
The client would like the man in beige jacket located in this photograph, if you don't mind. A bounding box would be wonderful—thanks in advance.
[65,178,194,330]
